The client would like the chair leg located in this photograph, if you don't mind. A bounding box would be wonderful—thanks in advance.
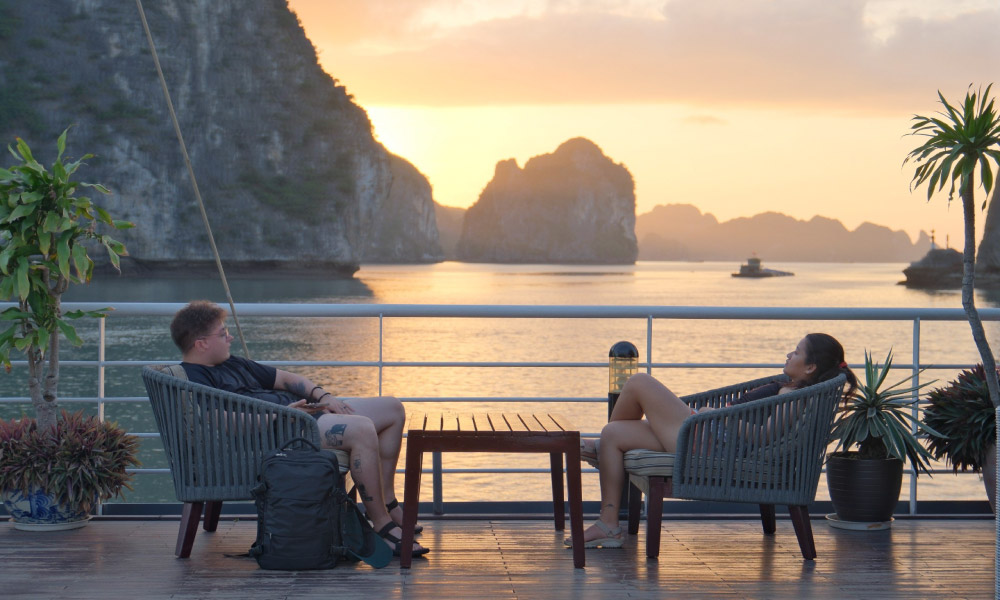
[627,480,642,535]
[176,501,204,558]
[203,501,223,532]
[788,505,817,560]
[759,503,776,535]
[645,477,665,559]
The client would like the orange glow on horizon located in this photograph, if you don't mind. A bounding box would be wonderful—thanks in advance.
[288,0,1000,246]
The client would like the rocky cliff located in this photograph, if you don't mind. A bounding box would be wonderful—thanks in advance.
[364,155,442,263]
[637,204,931,262]
[434,202,466,260]
[975,185,1000,285]
[456,138,637,264]
[0,0,441,276]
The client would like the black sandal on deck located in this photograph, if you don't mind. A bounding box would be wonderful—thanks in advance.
[386,498,423,534]
[378,522,429,557]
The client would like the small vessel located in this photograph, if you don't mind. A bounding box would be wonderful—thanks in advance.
[732,256,794,278]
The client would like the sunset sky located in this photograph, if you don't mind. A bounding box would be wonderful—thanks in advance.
[286,0,1000,247]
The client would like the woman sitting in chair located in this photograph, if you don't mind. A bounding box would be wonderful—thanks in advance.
[572,333,857,548]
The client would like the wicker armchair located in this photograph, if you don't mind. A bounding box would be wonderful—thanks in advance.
[142,365,348,558]
[624,374,846,560]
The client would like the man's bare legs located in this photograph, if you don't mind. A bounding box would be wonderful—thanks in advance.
[580,373,693,544]
[345,396,406,522]
[315,413,426,554]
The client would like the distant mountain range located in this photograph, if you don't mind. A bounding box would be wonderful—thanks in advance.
[436,202,932,263]
[636,204,930,263]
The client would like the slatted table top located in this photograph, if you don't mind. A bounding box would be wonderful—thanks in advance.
[406,412,576,435]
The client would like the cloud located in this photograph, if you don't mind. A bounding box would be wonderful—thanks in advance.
[296,0,1000,112]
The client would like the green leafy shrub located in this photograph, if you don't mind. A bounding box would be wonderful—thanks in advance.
[0,128,132,429]
[923,365,996,472]
[0,411,140,513]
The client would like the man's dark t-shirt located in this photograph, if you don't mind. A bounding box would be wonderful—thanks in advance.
[181,356,298,406]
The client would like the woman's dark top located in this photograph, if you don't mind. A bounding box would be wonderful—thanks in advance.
[734,381,782,405]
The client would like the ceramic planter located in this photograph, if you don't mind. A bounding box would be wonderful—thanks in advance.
[826,453,903,524]
[1,487,92,531]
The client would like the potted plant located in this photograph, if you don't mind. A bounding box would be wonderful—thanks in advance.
[0,129,136,527]
[0,412,140,530]
[922,365,997,512]
[826,349,937,528]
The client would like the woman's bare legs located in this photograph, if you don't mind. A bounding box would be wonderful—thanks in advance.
[580,373,693,543]
[610,373,693,451]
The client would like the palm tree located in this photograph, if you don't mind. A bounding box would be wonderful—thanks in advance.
[905,84,1000,408]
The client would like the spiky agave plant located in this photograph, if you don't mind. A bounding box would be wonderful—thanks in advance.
[830,349,938,476]
[923,365,996,473]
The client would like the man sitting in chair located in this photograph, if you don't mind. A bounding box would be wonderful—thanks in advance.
[170,300,427,557]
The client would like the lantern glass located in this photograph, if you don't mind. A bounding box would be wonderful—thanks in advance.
[608,341,639,394]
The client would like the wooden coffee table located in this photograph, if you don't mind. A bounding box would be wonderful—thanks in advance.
[399,412,585,568]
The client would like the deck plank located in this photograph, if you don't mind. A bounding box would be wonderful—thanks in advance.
[0,518,992,599]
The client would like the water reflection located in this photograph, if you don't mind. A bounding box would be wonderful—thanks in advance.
[4,262,997,505]
[64,276,374,303]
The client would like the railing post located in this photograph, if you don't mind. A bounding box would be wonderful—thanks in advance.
[98,316,106,423]
[97,316,106,517]
[432,452,444,514]
[646,316,653,375]
[910,317,920,515]
[378,313,384,397]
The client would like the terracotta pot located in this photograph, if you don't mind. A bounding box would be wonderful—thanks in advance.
[826,453,903,523]
[983,443,997,514]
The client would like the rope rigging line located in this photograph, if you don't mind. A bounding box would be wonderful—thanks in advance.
[134,0,251,359]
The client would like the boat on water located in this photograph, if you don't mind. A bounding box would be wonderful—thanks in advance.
[732,256,794,278]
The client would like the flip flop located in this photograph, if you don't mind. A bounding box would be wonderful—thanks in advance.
[580,438,600,468]
[377,522,430,557]
[564,520,624,549]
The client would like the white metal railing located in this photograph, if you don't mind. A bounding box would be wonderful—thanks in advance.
[3,302,999,515]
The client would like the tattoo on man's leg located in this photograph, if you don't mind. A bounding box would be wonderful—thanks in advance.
[324,423,347,447]
[357,483,374,502]
[353,458,361,470]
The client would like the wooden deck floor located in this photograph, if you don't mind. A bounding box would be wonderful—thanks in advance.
[0,517,994,599]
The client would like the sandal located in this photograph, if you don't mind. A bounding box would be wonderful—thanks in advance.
[386,498,423,534]
[378,522,430,557]
[564,520,623,549]
[580,438,600,468]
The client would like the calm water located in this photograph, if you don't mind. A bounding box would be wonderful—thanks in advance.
[3,261,996,505]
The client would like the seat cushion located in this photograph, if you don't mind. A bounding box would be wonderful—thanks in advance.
[150,363,189,380]
[329,449,351,475]
[624,449,675,477]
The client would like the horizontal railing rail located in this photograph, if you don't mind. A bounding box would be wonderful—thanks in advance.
[2,302,998,516]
